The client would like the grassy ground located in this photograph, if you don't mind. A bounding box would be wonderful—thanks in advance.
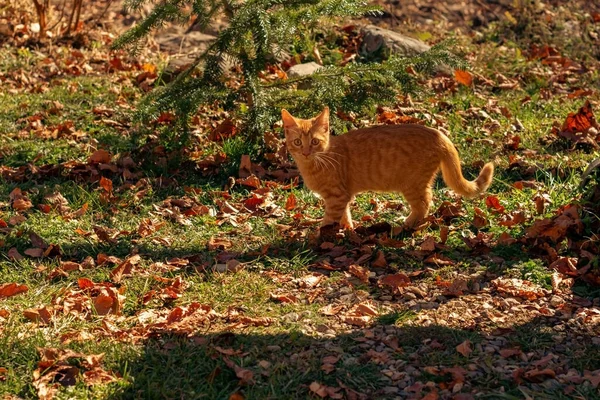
[1,1,600,399]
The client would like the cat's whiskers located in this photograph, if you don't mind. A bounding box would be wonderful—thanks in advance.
[315,152,340,170]
[312,155,327,170]
[313,154,331,170]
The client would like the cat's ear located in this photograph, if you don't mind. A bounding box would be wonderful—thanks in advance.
[314,106,330,131]
[281,109,297,130]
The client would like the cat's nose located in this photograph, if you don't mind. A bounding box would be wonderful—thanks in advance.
[302,150,310,157]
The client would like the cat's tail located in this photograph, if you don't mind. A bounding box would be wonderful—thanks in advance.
[439,139,494,198]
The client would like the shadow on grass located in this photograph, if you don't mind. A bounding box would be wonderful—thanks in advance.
[103,314,600,400]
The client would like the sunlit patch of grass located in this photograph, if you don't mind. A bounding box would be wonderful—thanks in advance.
[377,309,416,325]
[506,259,552,289]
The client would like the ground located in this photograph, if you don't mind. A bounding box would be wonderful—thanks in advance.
[1,0,600,399]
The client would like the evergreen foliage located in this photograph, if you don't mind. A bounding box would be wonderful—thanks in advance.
[114,0,463,140]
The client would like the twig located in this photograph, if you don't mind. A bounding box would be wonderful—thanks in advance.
[88,0,114,28]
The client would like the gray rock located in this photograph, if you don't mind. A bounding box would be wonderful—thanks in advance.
[360,25,430,58]
[287,62,323,78]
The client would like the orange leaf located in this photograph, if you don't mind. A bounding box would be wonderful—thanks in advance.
[243,194,264,210]
[485,195,505,213]
[77,278,95,289]
[0,283,28,298]
[561,100,597,134]
[285,193,297,211]
[38,204,52,213]
[93,295,114,315]
[237,175,261,189]
[454,69,473,86]
[99,177,113,193]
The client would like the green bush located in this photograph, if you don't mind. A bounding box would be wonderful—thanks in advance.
[114,0,462,142]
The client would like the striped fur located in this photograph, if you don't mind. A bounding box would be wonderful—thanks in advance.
[282,107,494,229]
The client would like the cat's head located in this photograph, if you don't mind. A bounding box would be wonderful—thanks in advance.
[281,107,330,160]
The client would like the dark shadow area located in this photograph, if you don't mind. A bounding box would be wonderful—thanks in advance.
[102,314,600,400]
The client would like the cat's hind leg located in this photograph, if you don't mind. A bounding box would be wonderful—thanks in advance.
[403,188,432,229]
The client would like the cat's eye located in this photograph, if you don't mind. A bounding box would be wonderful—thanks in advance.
[310,138,319,145]
[293,138,302,146]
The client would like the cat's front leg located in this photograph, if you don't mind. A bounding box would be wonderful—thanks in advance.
[322,197,351,228]
[339,204,354,230]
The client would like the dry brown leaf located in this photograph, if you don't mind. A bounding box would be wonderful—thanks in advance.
[24,248,44,257]
[348,264,370,283]
[456,340,472,357]
[559,100,599,147]
[222,357,254,385]
[491,277,547,300]
[23,307,53,324]
[549,257,579,276]
[208,236,233,251]
[371,250,387,268]
[12,198,33,211]
[89,149,111,164]
[320,304,344,316]
[7,248,24,261]
[110,255,141,283]
[379,273,410,292]
[420,236,436,251]
[237,174,261,189]
[229,392,245,400]
[499,348,522,358]
[269,293,299,303]
[523,368,556,383]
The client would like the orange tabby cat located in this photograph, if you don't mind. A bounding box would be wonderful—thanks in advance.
[282,107,494,229]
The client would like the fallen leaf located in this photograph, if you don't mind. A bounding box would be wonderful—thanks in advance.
[12,198,33,211]
[485,195,505,213]
[7,248,24,260]
[454,69,473,86]
[348,264,370,283]
[93,295,115,315]
[499,348,522,358]
[110,255,141,283]
[491,277,547,300]
[270,293,299,303]
[0,283,28,298]
[456,340,472,357]
[222,357,254,385]
[379,273,411,292]
[420,236,436,251]
[310,381,328,398]
[523,368,556,383]
[99,177,113,193]
[285,192,297,211]
[89,149,112,164]
[559,100,599,147]
[371,250,387,268]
